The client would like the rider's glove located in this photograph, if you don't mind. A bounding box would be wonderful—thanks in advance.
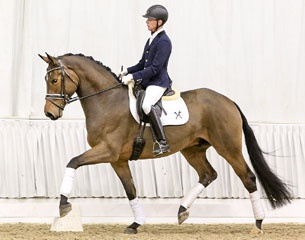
[122,74,134,85]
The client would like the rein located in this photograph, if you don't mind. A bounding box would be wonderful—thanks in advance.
[45,60,122,109]
[68,82,122,104]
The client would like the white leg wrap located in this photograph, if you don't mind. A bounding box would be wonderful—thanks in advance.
[60,168,76,198]
[129,197,146,225]
[250,191,265,220]
[181,183,205,209]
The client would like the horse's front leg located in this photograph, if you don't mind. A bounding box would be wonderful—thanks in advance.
[59,142,119,217]
[111,160,145,234]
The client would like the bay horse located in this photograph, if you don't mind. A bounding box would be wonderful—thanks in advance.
[39,53,292,234]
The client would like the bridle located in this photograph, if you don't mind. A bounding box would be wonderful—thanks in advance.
[45,59,78,110]
[45,59,122,111]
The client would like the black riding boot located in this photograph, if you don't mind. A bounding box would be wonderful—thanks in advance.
[149,106,170,156]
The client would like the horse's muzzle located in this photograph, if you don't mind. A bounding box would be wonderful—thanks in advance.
[45,111,58,120]
[44,100,63,120]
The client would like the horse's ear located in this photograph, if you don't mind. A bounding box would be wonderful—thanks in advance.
[38,52,58,64]
[45,52,57,64]
[38,53,50,63]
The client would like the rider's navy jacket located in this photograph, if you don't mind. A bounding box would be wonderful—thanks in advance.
[127,31,172,89]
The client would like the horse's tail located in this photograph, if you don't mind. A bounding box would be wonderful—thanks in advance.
[234,103,292,208]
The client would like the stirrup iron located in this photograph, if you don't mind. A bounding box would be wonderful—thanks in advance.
[152,140,170,156]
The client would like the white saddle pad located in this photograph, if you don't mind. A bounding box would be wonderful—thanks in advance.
[128,82,189,126]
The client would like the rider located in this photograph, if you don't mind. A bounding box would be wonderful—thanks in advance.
[120,5,172,156]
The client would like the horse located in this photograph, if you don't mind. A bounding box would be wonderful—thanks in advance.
[39,52,292,234]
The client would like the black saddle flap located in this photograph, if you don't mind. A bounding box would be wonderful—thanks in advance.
[136,90,148,122]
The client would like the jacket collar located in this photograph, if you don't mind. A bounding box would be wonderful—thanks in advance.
[149,28,164,45]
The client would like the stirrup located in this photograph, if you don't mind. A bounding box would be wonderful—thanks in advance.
[152,140,170,156]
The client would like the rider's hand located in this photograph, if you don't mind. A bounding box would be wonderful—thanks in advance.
[122,74,134,85]
[118,68,128,78]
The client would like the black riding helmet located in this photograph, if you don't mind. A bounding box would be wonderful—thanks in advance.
[143,5,168,27]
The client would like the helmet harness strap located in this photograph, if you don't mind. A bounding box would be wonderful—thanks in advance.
[153,19,163,33]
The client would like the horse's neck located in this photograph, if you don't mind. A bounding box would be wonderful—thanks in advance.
[77,69,116,97]
[76,69,127,121]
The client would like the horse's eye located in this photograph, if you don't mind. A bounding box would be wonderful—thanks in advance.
[51,79,58,84]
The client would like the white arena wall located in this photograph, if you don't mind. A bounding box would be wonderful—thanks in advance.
[0,119,304,223]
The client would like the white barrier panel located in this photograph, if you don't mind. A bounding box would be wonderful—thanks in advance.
[0,119,304,199]
[0,198,305,224]
[50,203,83,232]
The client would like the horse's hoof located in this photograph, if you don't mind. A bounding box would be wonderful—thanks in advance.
[59,202,72,217]
[124,227,137,234]
[124,222,140,234]
[251,219,263,234]
[178,210,189,225]
[255,219,263,230]
[250,227,263,234]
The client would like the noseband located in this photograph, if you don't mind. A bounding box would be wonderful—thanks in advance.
[45,59,78,111]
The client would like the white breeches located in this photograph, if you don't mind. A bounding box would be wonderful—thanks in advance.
[142,85,167,115]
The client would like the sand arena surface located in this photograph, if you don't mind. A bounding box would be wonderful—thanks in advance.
[0,223,304,240]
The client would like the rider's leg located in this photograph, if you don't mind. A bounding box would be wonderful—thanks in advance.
[142,85,169,155]
[142,85,166,115]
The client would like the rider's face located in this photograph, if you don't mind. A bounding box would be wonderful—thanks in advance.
[146,18,162,32]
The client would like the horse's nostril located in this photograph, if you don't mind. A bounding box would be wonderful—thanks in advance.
[45,112,56,120]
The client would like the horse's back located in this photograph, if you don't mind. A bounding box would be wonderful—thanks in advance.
[181,88,239,114]
[181,88,243,141]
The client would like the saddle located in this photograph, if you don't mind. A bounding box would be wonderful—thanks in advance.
[134,86,174,124]
[128,81,189,160]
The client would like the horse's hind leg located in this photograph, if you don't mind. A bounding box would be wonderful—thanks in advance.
[178,145,217,224]
[111,160,145,234]
[233,155,265,232]
[217,146,265,232]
